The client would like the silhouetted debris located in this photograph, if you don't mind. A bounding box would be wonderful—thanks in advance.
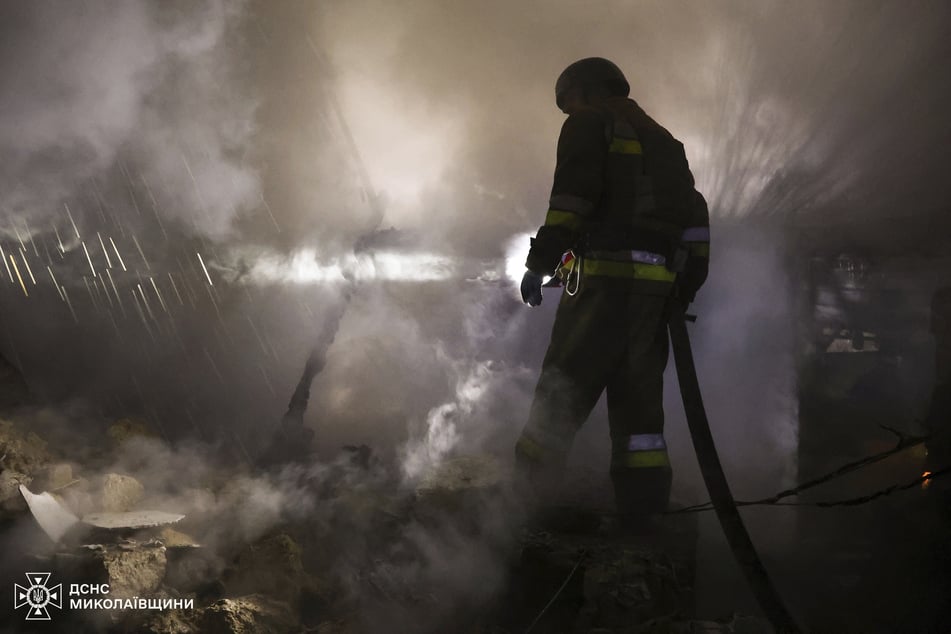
[9,416,717,634]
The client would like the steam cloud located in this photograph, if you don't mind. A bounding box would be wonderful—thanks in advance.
[0,5,949,626]
[0,1,259,241]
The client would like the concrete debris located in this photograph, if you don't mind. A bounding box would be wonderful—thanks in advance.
[82,509,185,531]
[79,539,167,598]
[414,453,509,517]
[100,472,145,512]
[8,420,735,634]
[20,483,184,543]
[415,453,508,496]
[0,419,51,474]
[143,609,203,634]
[42,461,75,490]
[1,469,31,512]
[159,527,201,548]
[164,542,220,595]
[224,533,305,604]
[500,512,701,633]
[580,546,691,627]
[200,594,298,634]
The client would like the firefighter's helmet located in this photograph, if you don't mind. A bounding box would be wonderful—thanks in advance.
[555,57,630,111]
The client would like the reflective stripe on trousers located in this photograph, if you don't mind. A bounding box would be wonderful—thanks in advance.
[612,433,670,469]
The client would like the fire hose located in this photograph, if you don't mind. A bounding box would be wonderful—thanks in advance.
[668,300,802,633]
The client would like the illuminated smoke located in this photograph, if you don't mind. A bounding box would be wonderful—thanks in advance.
[401,361,495,480]
[237,247,456,284]
[503,232,533,286]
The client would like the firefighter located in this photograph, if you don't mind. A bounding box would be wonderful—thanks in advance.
[926,286,951,470]
[516,58,710,525]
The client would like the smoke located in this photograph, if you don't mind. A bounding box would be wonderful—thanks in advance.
[1,1,950,627]
[235,247,456,284]
[0,1,259,241]
[401,361,495,479]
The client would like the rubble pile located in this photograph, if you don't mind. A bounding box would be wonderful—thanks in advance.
[1,418,772,633]
[0,419,52,518]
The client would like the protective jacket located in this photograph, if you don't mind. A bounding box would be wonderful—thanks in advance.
[517,96,709,518]
[526,97,709,298]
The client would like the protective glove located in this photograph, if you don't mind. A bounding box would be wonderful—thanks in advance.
[520,270,544,306]
[678,257,708,305]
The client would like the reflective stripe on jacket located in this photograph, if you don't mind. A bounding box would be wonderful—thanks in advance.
[526,96,709,294]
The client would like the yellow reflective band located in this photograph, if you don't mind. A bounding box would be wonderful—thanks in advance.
[544,208,583,230]
[618,450,670,468]
[689,243,710,258]
[515,435,548,462]
[608,137,643,154]
[584,259,677,282]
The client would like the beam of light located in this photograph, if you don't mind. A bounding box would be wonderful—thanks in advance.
[109,237,127,271]
[84,277,96,307]
[13,226,26,253]
[23,220,39,257]
[137,283,156,322]
[81,241,96,278]
[149,277,169,315]
[52,224,65,257]
[98,232,112,268]
[131,234,150,270]
[197,252,214,286]
[260,194,281,233]
[167,272,184,306]
[9,255,28,297]
[181,153,208,219]
[47,266,65,302]
[98,276,113,309]
[18,250,36,285]
[131,289,152,334]
[62,287,77,323]
[64,203,80,240]
[0,245,12,283]
[503,232,534,284]
[105,268,125,316]
[244,248,456,285]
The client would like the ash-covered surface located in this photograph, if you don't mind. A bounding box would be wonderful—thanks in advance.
[1,416,761,633]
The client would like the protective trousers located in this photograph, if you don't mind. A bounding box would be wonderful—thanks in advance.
[516,284,671,518]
